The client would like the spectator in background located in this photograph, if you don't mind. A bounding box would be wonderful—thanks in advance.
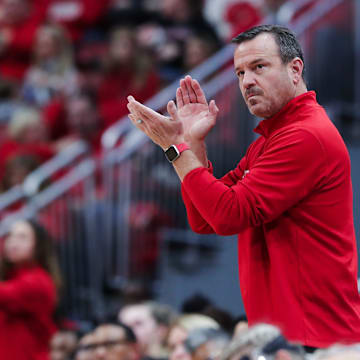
[167,314,220,360]
[46,0,111,42]
[181,294,235,335]
[0,76,19,128]
[56,91,103,154]
[22,24,79,108]
[137,0,219,82]
[98,26,161,128]
[50,330,78,360]
[232,314,248,339]
[75,332,96,360]
[0,0,49,82]
[89,322,140,360]
[0,219,62,360]
[183,31,222,72]
[224,1,262,40]
[0,106,54,187]
[0,154,41,193]
[312,344,360,360]
[119,301,177,360]
[221,324,305,360]
[184,328,230,360]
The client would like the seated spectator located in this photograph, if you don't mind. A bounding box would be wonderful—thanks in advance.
[46,0,111,42]
[50,330,78,360]
[75,332,96,360]
[0,0,49,82]
[136,0,219,82]
[0,219,62,360]
[84,322,140,360]
[167,314,220,360]
[97,26,161,127]
[0,76,19,128]
[232,314,248,339]
[56,91,103,154]
[313,344,360,360]
[119,301,177,360]
[183,31,222,72]
[221,323,305,360]
[0,106,54,185]
[22,24,79,108]
[121,280,154,306]
[185,328,230,360]
[181,294,235,335]
[0,153,41,193]
[224,1,262,40]
[76,39,107,94]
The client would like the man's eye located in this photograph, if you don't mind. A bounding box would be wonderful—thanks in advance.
[238,71,244,77]
[257,64,264,69]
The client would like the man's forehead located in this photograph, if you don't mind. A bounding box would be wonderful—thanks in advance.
[122,304,151,318]
[96,325,126,339]
[234,33,280,65]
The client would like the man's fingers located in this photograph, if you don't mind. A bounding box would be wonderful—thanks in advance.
[185,75,197,103]
[192,79,207,105]
[127,102,141,120]
[209,99,219,116]
[167,100,179,121]
[176,87,184,108]
[127,96,162,123]
[128,113,148,131]
[180,78,190,104]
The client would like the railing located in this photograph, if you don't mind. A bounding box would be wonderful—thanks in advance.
[0,140,89,219]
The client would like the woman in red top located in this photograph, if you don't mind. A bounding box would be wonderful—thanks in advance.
[0,219,62,360]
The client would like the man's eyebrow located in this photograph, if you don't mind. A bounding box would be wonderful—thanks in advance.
[249,58,267,66]
[235,58,268,73]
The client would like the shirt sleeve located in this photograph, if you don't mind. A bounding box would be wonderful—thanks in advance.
[181,157,247,233]
[0,271,54,314]
[182,128,326,235]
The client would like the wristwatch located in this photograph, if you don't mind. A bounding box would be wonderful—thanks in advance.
[164,143,190,163]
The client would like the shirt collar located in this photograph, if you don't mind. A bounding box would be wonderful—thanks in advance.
[253,91,317,138]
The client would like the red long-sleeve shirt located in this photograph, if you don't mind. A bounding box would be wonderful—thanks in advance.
[181,91,360,347]
[0,265,57,360]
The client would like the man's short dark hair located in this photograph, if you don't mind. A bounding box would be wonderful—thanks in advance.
[117,321,137,343]
[232,25,305,78]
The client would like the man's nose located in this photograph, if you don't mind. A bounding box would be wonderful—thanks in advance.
[242,71,256,89]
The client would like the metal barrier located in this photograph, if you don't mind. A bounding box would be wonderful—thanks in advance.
[0,140,89,219]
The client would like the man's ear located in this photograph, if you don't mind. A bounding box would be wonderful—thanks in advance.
[288,57,304,85]
[275,349,293,360]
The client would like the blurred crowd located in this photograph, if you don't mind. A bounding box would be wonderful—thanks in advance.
[51,295,360,360]
[1,218,359,360]
[0,0,319,194]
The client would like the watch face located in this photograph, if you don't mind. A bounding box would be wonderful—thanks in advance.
[165,145,180,162]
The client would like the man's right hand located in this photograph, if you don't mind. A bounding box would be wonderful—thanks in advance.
[167,75,219,166]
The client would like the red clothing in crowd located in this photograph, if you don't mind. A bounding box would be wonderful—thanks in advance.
[0,140,54,183]
[0,0,49,81]
[181,91,360,347]
[225,1,262,40]
[0,265,57,360]
[47,0,111,41]
[98,68,161,128]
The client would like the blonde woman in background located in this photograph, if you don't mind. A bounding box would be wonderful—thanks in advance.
[167,314,220,360]
[22,24,79,107]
